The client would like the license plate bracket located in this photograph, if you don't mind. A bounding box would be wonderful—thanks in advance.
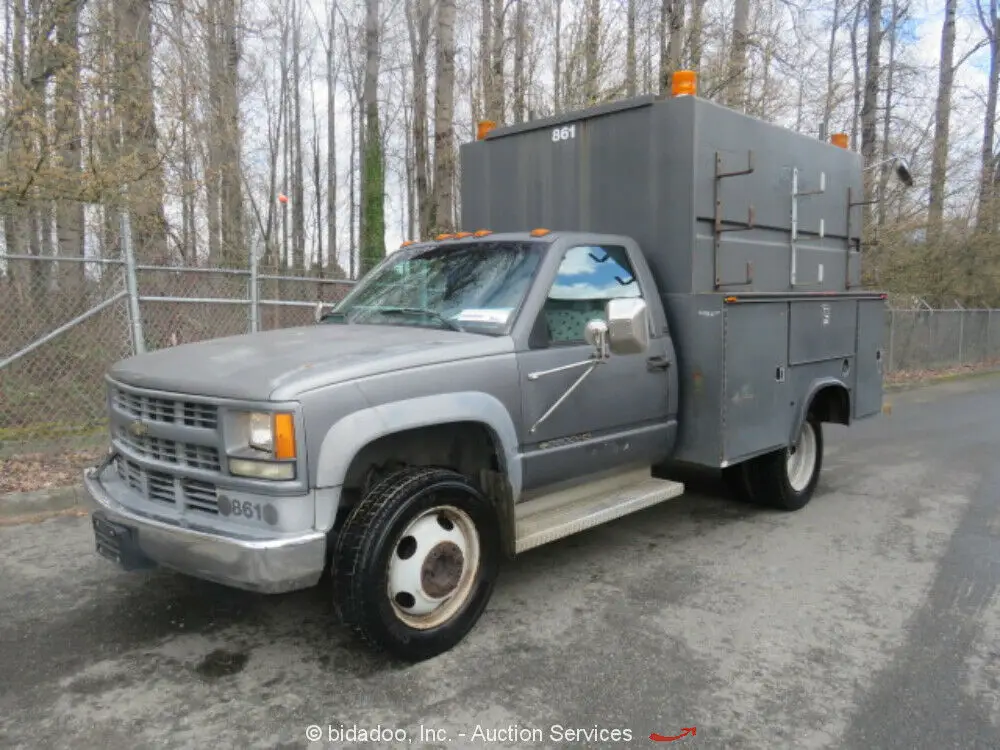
[92,511,156,571]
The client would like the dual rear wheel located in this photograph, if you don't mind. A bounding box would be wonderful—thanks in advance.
[723,414,824,511]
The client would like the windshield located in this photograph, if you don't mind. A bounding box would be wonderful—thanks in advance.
[325,240,545,334]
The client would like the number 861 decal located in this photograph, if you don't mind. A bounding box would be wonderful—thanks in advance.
[551,124,577,142]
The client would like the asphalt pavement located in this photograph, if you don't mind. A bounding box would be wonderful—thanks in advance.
[1,375,999,750]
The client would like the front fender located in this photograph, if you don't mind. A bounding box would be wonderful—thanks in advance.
[790,377,850,445]
[314,391,522,500]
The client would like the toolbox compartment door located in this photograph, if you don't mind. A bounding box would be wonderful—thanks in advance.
[853,298,888,419]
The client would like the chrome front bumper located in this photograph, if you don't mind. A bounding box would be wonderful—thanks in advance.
[83,464,328,594]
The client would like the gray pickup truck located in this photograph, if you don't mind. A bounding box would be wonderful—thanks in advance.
[84,83,908,661]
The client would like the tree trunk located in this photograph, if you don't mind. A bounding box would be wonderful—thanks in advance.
[584,0,600,103]
[554,0,561,111]
[976,0,999,232]
[726,0,750,110]
[928,0,957,242]
[406,0,432,236]
[432,0,457,234]
[666,0,685,88]
[291,0,305,269]
[116,0,169,264]
[860,0,882,236]
[220,0,244,268]
[513,0,525,122]
[54,0,85,295]
[822,0,842,134]
[327,0,341,274]
[626,0,637,97]
[878,0,901,227]
[359,0,385,275]
[490,0,505,122]
[849,0,862,149]
[479,0,492,119]
[688,0,706,71]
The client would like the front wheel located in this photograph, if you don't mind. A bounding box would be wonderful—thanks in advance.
[750,415,824,511]
[331,467,501,661]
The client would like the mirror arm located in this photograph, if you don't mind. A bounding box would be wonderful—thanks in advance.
[529,359,602,434]
[527,356,604,381]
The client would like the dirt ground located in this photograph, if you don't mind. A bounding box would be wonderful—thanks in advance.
[0,446,106,495]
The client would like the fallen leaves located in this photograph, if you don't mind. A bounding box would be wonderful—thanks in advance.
[884,358,1000,386]
[0,448,105,495]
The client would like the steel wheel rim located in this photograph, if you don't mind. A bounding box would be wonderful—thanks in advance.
[387,504,481,630]
[786,421,817,492]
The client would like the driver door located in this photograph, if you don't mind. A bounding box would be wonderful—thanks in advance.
[516,243,673,491]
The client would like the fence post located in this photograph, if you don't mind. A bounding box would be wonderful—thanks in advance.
[958,309,965,365]
[888,309,895,373]
[990,309,994,358]
[249,248,259,333]
[120,207,146,355]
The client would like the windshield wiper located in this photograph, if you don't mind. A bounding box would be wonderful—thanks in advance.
[374,307,466,332]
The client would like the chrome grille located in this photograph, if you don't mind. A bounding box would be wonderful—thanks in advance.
[183,480,220,514]
[114,426,221,472]
[115,457,220,514]
[112,387,218,429]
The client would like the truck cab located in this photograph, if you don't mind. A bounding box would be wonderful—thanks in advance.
[84,79,901,662]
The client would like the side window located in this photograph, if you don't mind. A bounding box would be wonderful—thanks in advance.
[541,245,642,345]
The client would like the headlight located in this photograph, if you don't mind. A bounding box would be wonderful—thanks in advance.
[248,412,274,452]
[229,411,297,479]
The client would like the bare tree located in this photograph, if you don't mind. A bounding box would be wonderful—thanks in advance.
[513,0,525,121]
[726,0,750,110]
[976,0,999,232]
[359,0,385,274]
[405,0,432,236]
[927,0,957,242]
[116,0,170,263]
[432,0,457,233]
[860,0,882,234]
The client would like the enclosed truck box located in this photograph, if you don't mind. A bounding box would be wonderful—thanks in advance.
[82,78,902,661]
[460,92,889,470]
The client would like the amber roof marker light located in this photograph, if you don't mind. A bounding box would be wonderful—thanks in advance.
[671,70,697,97]
[529,228,551,237]
[477,120,497,140]
[831,132,849,149]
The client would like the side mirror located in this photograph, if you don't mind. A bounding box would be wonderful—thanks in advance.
[605,298,650,354]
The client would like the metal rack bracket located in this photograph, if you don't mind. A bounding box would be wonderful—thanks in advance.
[713,150,756,289]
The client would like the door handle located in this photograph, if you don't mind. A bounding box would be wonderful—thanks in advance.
[647,355,671,371]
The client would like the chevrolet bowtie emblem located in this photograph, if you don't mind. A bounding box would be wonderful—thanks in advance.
[128,420,149,437]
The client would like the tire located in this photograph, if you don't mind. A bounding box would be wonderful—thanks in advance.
[750,415,824,511]
[331,467,501,661]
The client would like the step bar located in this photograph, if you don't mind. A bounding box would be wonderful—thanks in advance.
[514,467,685,553]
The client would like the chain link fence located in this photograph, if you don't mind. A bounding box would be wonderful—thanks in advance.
[885,307,1000,373]
[1,211,355,459]
[2,210,1000,480]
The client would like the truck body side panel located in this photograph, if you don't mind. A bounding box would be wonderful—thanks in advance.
[721,302,790,462]
[853,298,888,419]
[660,293,723,466]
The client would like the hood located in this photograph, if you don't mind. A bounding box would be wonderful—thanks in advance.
[108,323,514,401]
